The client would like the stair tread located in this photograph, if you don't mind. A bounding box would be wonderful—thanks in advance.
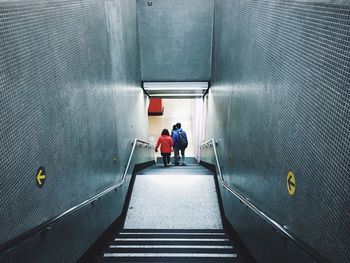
[120,229,225,233]
[103,256,238,262]
[108,245,234,249]
[109,240,233,246]
[116,233,228,238]
[104,253,237,257]
[104,248,236,253]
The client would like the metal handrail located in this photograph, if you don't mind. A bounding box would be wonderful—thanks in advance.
[200,139,327,263]
[0,139,153,254]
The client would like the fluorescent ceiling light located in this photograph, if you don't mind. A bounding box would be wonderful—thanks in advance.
[144,82,208,90]
[151,94,203,97]
[146,87,206,91]
[144,82,209,98]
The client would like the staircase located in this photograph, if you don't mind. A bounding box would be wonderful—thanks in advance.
[96,164,241,262]
[102,229,238,262]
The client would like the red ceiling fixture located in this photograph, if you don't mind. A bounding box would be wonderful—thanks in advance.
[148,98,164,116]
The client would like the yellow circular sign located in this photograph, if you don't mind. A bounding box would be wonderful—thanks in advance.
[287,171,296,195]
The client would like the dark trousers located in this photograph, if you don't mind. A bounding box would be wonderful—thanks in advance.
[173,147,185,165]
[161,153,171,166]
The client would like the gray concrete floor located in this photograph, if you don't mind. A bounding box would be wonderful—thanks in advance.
[124,165,223,229]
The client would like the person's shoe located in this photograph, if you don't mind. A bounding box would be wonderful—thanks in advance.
[181,163,186,166]
[168,162,172,166]
[175,163,180,166]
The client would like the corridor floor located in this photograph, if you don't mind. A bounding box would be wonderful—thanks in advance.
[124,164,223,230]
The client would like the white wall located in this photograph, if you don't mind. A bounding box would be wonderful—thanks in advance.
[148,98,203,159]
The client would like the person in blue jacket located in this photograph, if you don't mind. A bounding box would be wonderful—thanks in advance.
[172,123,188,166]
[171,124,177,137]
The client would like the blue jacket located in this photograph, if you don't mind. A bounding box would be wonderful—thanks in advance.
[172,128,188,148]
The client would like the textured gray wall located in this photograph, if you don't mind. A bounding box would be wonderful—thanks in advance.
[0,0,149,251]
[205,0,350,262]
[138,0,214,81]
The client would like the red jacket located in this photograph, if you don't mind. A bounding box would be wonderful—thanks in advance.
[156,135,173,153]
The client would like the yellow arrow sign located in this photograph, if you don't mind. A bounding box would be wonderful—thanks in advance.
[287,171,296,195]
[36,167,46,187]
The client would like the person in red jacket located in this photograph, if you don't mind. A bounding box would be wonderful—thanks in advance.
[155,129,173,167]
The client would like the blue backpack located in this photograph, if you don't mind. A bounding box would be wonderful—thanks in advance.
[178,131,188,149]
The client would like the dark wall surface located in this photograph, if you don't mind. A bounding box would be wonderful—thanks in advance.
[0,0,150,257]
[138,0,214,81]
[206,0,350,262]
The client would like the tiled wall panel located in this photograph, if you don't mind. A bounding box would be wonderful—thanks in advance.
[138,0,214,81]
[206,0,350,261]
[0,0,148,246]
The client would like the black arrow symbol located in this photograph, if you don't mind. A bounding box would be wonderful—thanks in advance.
[287,175,295,191]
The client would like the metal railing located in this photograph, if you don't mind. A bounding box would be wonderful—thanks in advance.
[0,139,153,254]
[200,139,327,263]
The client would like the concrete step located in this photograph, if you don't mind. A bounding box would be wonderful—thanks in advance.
[156,157,198,165]
[103,229,239,262]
